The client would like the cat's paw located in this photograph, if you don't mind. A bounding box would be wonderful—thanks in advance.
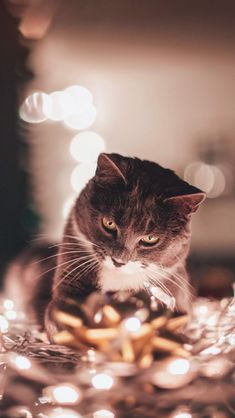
[44,300,61,341]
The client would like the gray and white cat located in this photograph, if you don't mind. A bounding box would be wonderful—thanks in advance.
[5,153,205,337]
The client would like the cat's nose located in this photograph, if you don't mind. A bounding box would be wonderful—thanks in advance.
[111,257,126,268]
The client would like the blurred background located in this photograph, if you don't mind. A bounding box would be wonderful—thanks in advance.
[1,0,235,297]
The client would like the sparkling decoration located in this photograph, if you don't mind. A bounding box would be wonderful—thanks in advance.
[69,131,105,163]
[19,92,52,123]
[0,292,235,417]
[52,292,190,366]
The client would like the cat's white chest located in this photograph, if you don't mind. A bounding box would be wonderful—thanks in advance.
[100,256,144,292]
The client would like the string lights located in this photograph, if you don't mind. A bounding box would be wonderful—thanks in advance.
[0,290,235,417]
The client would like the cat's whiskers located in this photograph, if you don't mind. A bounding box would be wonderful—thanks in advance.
[54,254,100,290]
[35,256,82,281]
[148,262,190,293]
[144,269,173,297]
[30,250,94,266]
[71,259,100,283]
[62,234,100,248]
[157,267,194,298]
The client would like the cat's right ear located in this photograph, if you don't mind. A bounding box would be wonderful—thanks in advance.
[95,153,127,185]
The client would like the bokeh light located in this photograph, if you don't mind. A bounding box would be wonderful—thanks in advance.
[62,196,76,219]
[48,408,82,418]
[14,355,32,370]
[44,91,72,121]
[52,384,81,405]
[93,410,115,418]
[167,358,190,375]
[19,92,52,123]
[70,131,105,162]
[64,85,93,112]
[184,161,226,198]
[123,317,141,333]
[70,162,97,194]
[3,299,14,310]
[64,104,97,130]
[0,315,9,333]
[91,373,114,390]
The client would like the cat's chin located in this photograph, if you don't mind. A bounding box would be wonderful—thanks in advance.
[100,256,145,292]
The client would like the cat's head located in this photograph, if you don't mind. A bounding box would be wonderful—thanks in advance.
[71,153,205,293]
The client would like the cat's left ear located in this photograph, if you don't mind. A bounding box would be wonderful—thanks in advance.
[164,191,206,215]
[95,153,127,185]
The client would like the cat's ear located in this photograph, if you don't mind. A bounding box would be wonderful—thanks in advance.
[96,153,127,185]
[164,191,206,215]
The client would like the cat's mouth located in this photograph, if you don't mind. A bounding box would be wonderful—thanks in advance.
[103,256,144,275]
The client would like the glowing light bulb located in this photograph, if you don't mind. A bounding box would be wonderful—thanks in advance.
[0,315,9,333]
[19,92,52,123]
[3,299,14,310]
[93,410,115,418]
[14,355,31,370]
[70,162,97,194]
[167,358,190,375]
[91,373,114,390]
[69,131,105,163]
[52,384,81,405]
[64,105,96,130]
[123,317,141,332]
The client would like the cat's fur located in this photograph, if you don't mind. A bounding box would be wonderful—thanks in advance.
[5,153,205,337]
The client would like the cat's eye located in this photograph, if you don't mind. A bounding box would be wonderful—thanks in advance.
[140,235,159,246]
[102,217,117,232]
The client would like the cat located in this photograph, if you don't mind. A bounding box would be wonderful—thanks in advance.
[5,153,205,338]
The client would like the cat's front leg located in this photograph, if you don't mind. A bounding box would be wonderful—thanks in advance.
[44,298,62,341]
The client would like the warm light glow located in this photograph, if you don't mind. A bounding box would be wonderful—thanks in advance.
[194,163,214,193]
[69,131,105,163]
[48,408,82,418]
[62,196,76,219]
[207,166,226,198]
[14,355,32,370]
[93,409,115,418]
[52,384,81,405]
[19,92,52,123]
[184,161,226,199]
[200,346,221,356]
[64,85,93,112]
[5,310,17,320]
[3,299,14,310]
[0,315,9,333]
[194,304,209,316]
[123,317,141,332]
[44,91,72,121]
[64,105,97,130]
[172,413,192,418]
[70,163,97,194]
[91,373,114,390]
[167,358,190,375]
